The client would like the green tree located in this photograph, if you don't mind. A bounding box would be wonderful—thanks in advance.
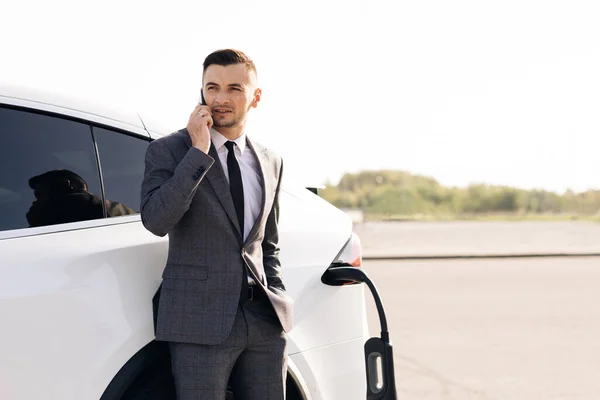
[320,170,600,219]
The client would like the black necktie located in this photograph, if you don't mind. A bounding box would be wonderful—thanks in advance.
[224,141,244,237]
[225,141,250,302]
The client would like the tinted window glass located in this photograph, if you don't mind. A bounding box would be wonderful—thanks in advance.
[94,127,149,216]
[0,107,102,232]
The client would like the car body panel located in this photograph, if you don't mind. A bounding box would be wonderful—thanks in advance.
[0,219,165,399]
[289,337,368,400]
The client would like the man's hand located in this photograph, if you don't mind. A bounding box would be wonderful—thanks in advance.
[187,103,213,154]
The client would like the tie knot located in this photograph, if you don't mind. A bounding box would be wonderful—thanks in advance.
[224,141,236,152]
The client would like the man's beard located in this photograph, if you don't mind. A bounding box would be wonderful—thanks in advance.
[213,116,240,128]
[213,106,251,128]
[213,111,245,128]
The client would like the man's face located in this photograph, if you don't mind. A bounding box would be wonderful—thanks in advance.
[202,63,261,129]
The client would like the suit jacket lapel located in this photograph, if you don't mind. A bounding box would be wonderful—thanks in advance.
[205,143,243,239]
[244,138,272,246]
[182,130,241,238]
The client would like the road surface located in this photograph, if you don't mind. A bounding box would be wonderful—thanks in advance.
[363,257,600,400]
[354,221,600,257]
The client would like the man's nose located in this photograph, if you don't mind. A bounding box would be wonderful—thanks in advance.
[214,90,231,104]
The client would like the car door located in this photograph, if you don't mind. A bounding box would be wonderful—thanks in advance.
[0,105,167,400]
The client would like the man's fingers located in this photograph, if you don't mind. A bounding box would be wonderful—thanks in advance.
[190,104,211,117]
[191,103,204,116]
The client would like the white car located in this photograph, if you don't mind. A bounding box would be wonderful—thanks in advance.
[0,83,371,400]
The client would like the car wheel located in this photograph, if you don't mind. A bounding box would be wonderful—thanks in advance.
[121,361,175,400]
[122,361,299,400]
[121,362,236,400]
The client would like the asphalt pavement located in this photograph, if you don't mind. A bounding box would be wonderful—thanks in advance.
[362,256,600,400]
[354,221,600,258]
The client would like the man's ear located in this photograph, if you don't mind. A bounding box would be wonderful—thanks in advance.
[251,88,262,108]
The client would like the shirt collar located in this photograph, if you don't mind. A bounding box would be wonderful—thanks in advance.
[210,128,247,154]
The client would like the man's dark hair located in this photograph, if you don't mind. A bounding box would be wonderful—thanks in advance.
[28,169,88,191]
[203,49,257,76]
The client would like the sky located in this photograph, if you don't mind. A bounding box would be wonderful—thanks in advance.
[2,0,599,193]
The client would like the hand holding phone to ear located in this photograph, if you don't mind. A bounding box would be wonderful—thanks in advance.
[187,91,212,154]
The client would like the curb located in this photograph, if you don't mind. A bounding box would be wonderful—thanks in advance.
[362,253,600,261]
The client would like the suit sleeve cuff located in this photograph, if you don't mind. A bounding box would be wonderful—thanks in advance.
[172,146,215,194]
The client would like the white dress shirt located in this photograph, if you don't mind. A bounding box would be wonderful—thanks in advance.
[210,128,263,243]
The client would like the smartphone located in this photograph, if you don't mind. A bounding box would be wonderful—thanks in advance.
[200,89,206,106]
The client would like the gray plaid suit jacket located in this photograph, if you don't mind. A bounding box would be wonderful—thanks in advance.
[140,128,293,345]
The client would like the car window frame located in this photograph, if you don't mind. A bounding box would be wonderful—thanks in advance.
[0,97,151,241]
[92,125,152,218]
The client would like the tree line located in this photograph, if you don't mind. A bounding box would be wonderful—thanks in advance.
[319,170,600,220]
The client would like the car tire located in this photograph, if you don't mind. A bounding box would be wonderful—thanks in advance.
[122,362,236,400]
[121,361,175,400]
[122,360,299,400]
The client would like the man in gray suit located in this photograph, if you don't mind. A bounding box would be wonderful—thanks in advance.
[140,49,293,400]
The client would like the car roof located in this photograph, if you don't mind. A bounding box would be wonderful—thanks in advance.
[0,81,155,135]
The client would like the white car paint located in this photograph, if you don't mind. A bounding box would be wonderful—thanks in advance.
[0,83,369,399]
